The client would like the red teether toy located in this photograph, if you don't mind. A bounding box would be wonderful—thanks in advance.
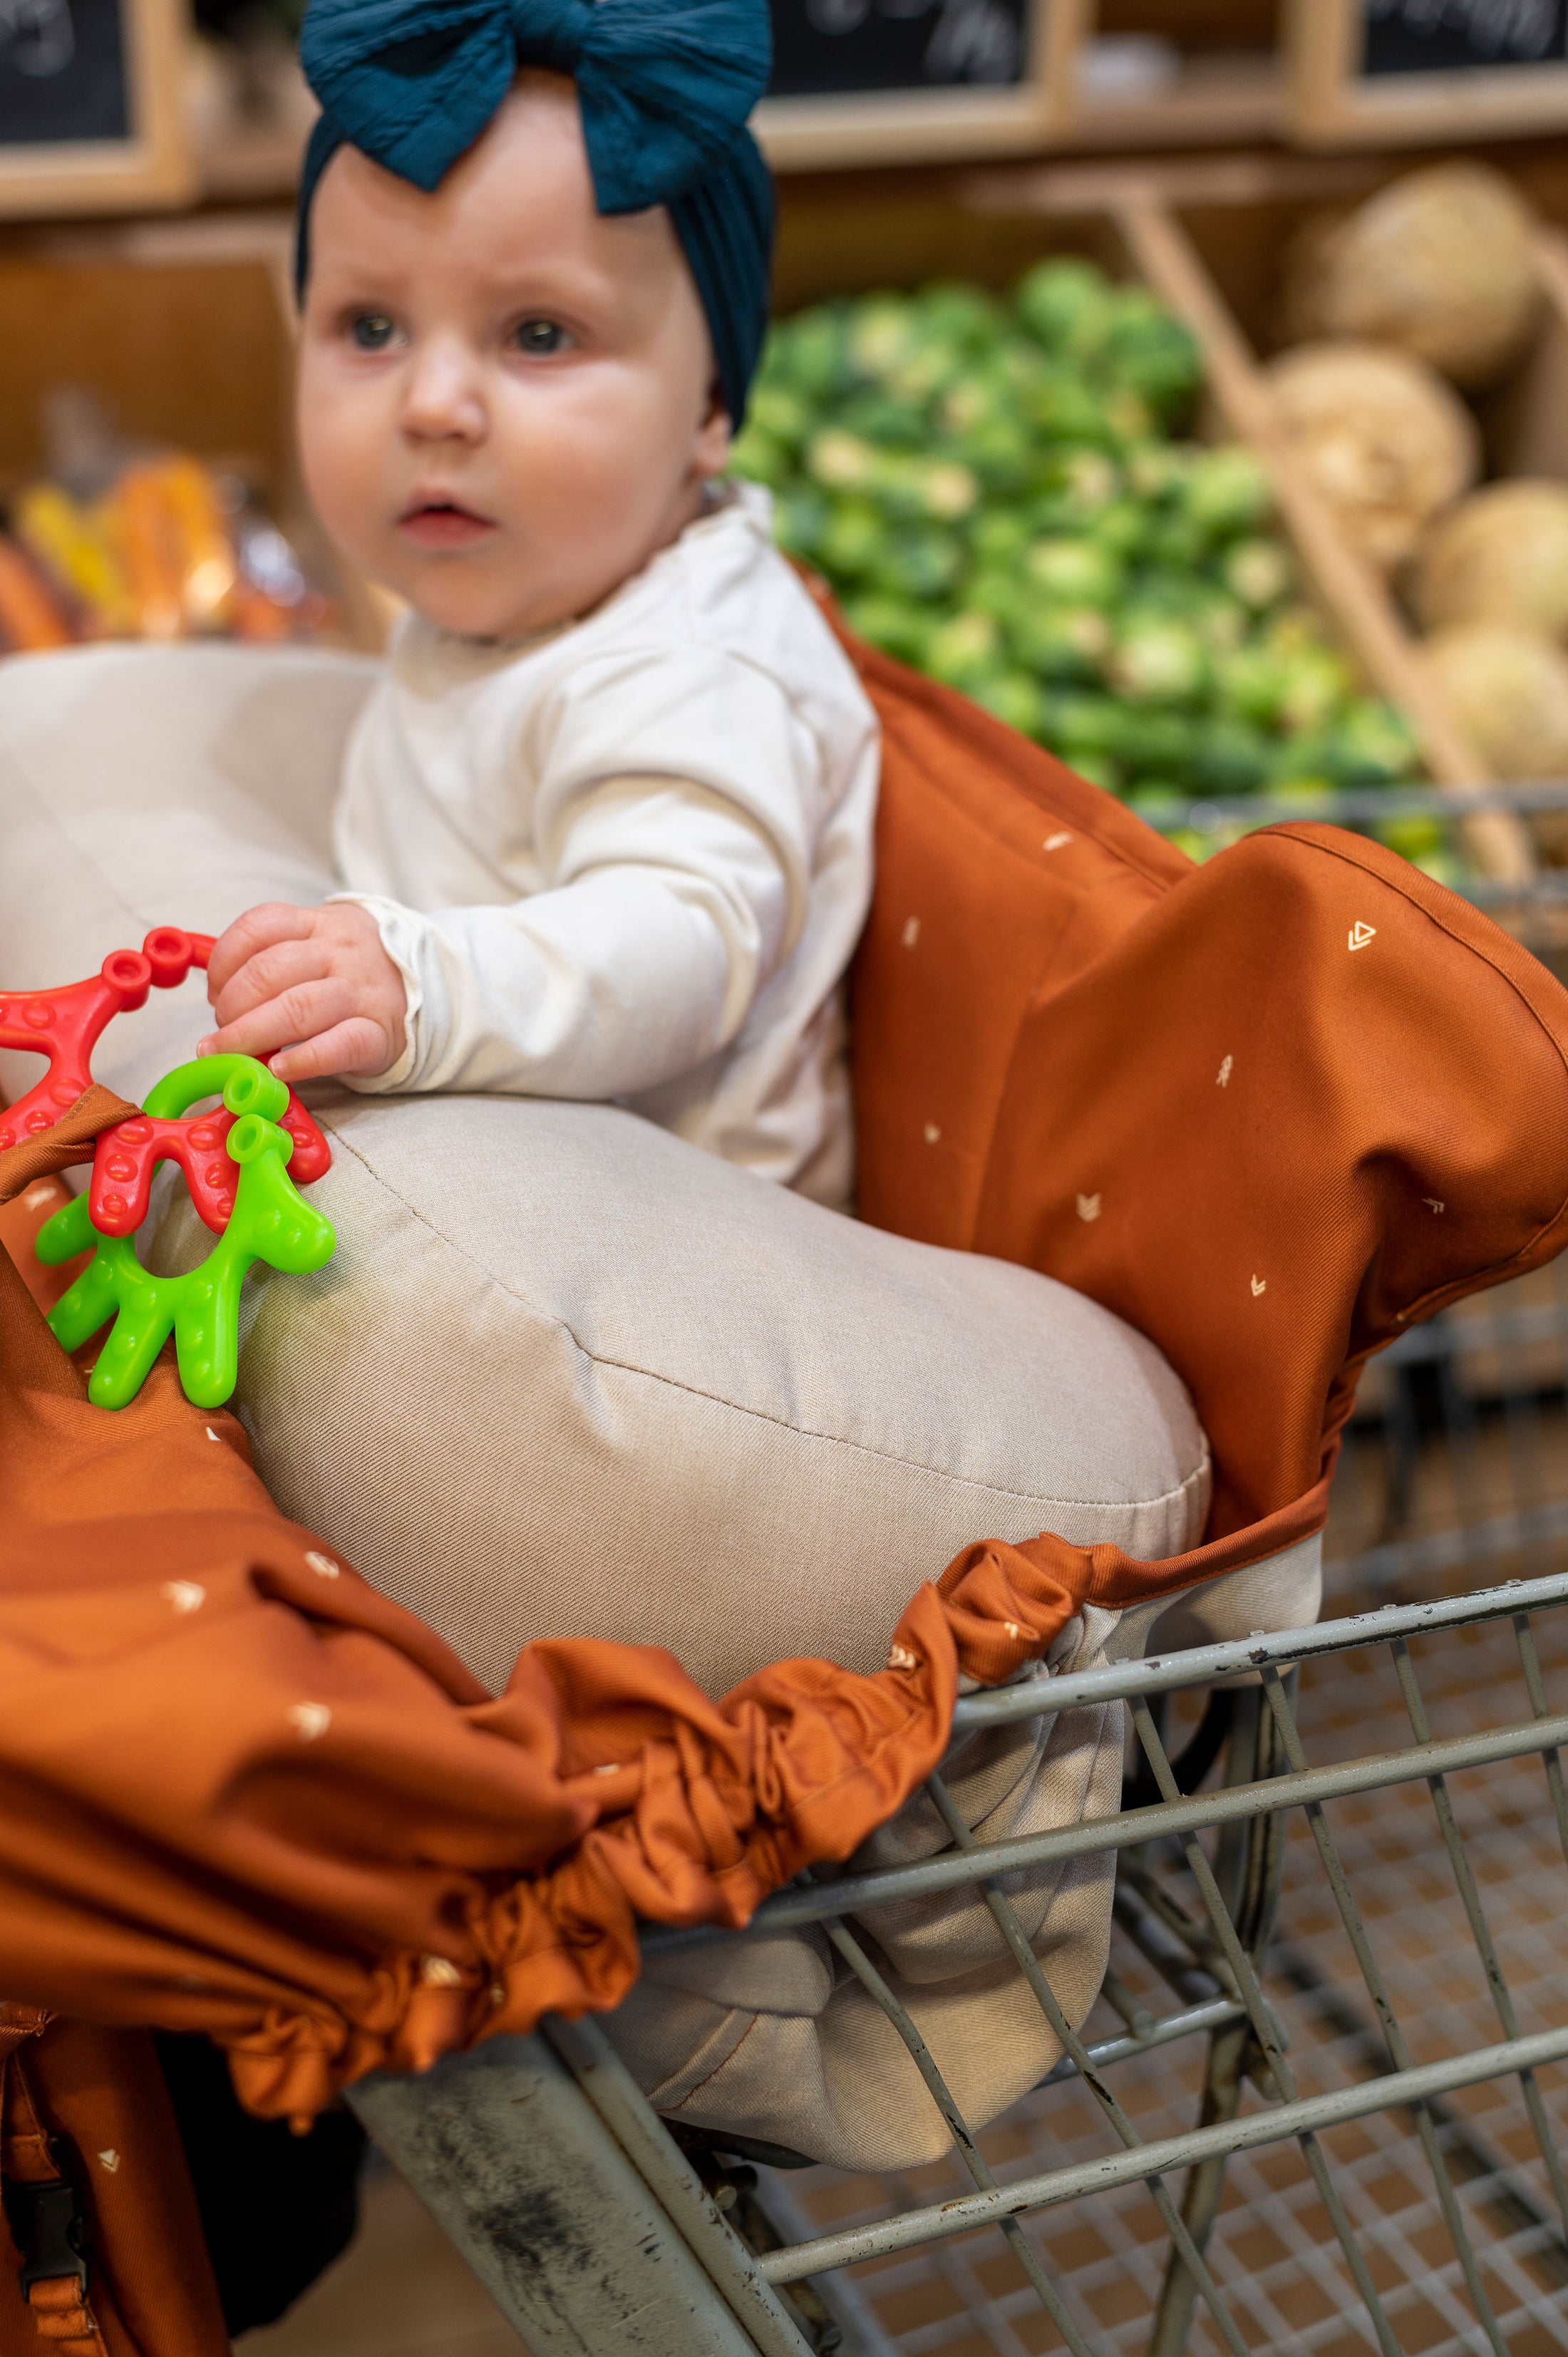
[0,927,215,1152]
[87,1057,330,1237]
[1,927,331,1228]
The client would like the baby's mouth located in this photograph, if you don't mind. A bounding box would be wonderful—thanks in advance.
[397,497,498,550]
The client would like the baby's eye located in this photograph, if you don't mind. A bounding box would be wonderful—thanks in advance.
[349,312,400,352]
[512,319,569,356]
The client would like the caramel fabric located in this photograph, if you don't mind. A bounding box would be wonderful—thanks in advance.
[842,626,1568,1634]
[1,2006,227,2357]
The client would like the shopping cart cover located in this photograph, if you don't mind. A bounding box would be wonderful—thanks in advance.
[1,635,1568,2135]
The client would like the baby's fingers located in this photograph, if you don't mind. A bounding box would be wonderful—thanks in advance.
[207,937,331,1032]
[206,903,319,1000]
[199,976,354,1066]
[270,1018,393,1085]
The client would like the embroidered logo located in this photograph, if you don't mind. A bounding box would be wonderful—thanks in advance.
[1251,1275,1267,1297]
[1077,1192,1102,1222]
[288,1702,331,1743]
[1217,1055,1233,1088]
[1425,1198,1446,1214]
[902,916,920,948]
[924,1122,942,1145]
[1348,921,1377,952]
[97,2151,120,2175]
[887,1643,919,1672]
[160,1580,205,1615]
[1043,832,1073,852]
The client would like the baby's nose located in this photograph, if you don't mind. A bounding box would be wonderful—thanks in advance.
[400,344,487,442]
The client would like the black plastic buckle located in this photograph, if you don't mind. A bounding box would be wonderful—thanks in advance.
[2,2142,90,2294]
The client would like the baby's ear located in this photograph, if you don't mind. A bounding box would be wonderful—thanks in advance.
[694,383,733,478]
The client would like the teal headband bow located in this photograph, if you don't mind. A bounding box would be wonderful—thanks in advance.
[296,0,775,426]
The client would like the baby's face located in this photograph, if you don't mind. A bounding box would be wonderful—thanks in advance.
[296,71,731,640]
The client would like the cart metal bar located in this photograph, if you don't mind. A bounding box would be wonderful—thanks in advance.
[1257,1659,1557,2353]
[1148,781,1568,827]
[754,2023,1568,2286]
[1380,1301,1568,1366]
[1515,1614,1568,1868]
[542,2015,815,2357]
[812,1904,1100,2357]
[643,1703,1568,1952]
[949,1571,1568,1732]
[349,2033,771,2356]
[1389,1640,1568,2244]
[922,1766,1257,2357]
[1125,1697,1407,2355]
[1038,1994,1246,2084]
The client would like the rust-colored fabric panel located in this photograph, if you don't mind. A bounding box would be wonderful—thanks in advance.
[0,1177,79,1321]
[845,630,1186,1252]
[0,2011,227,2357]
[837,619,1568,1613]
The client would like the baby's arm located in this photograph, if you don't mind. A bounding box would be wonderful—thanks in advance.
[335,769,805,1098]
[200,900,408,1084]
[203,650,820,1097]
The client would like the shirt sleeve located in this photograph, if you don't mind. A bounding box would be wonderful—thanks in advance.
[329,645,821,1100]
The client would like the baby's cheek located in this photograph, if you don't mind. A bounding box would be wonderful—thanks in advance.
[296,357,390,564]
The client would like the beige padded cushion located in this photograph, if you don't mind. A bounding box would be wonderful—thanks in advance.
[154,1086,1211,1693]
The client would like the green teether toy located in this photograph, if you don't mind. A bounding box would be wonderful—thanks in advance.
[36,1056,336,1411]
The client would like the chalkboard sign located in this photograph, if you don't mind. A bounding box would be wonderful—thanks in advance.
[755,0,1087,169]
[1288,0,1568,145]
[0,0,193,216]
[1363,0,1567,75]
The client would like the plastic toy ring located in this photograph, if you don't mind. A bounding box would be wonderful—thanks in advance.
[88,1053,331,1238]
[0,927,215,1152]
[36,1072,336,1411]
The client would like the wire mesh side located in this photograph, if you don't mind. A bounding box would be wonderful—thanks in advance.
[651,1577,1568,2357]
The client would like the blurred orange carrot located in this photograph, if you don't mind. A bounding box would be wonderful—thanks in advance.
[108,465,185,639]
[0,533,73,651]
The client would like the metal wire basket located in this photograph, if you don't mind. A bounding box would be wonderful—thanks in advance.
[352,786,1568,2357]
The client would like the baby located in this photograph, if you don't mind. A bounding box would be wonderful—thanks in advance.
[198,0,878,1207]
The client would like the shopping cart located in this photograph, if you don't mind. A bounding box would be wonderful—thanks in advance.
[351,787,1568,2357]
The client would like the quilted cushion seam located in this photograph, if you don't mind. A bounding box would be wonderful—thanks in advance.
[320,1118,1212,1514]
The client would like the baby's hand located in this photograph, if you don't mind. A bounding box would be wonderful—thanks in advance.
[199,902,407,1085]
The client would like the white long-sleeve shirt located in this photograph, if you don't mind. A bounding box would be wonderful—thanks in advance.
[331,484,880,1205]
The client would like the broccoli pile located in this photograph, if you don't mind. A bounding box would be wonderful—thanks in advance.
[731,261,1420,832]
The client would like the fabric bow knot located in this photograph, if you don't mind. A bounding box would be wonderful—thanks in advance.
[300,0,771,215]
[296,0,776,425]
